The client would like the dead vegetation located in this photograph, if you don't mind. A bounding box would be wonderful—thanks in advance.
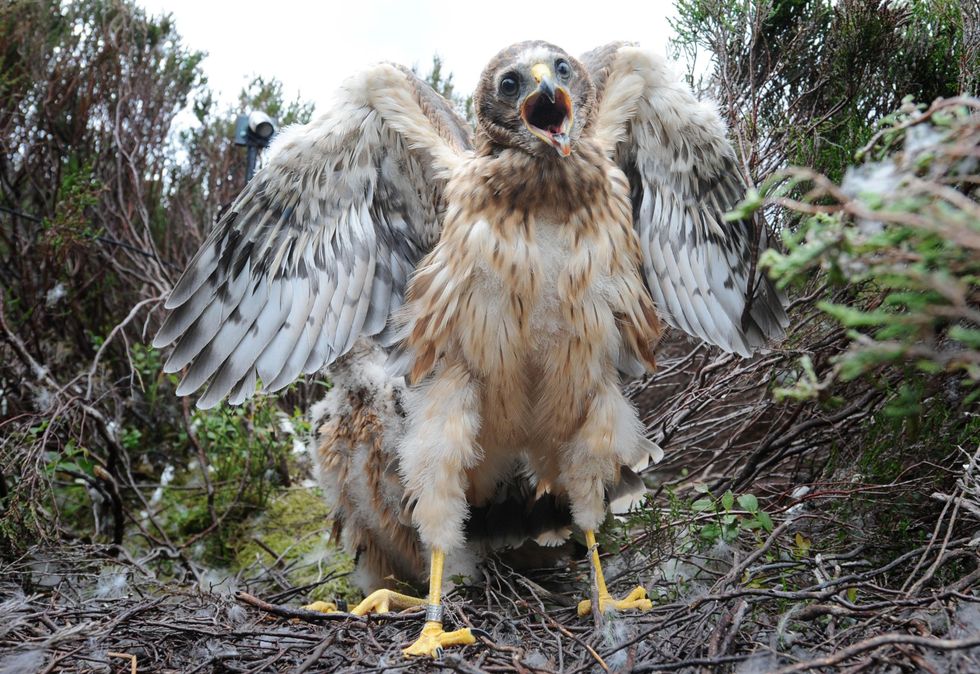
[2,449,978,673]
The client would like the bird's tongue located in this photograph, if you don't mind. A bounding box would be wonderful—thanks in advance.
[551,132,571,156]
[532,103,570,155]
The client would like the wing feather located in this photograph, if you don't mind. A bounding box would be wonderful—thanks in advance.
[226,368,257,407]
[583,44,788,356]
[161,297,223,373]
[155,63,472,407]
[267,269,334,392]
[174,276,270,397]
[255,272,316,384]
[163,244,217,310]
[198,278,294,409]
[362,255,393,336]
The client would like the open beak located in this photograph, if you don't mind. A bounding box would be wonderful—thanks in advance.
[521,64,573,157]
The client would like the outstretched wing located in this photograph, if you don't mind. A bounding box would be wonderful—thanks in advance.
[153,64,472,408]
[582,43,788,357]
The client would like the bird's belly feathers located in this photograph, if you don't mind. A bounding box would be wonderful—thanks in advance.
[398,174,661,522]
[458,219,623,450]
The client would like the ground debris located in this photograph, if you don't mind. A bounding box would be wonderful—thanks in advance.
[2,502,978,674]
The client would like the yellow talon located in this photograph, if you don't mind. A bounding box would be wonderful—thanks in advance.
[304,589,425,616]
[577,585,653,616]
[578,529,653,617]
[350,589,425,616]
[403,620,476,657]
[303,600,338,613]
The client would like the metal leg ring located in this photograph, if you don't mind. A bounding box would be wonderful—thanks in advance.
[424,604,444,623]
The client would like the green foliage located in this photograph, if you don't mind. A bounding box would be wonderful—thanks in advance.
[416,54,474,125]
[46,161,104,245]
[762,99,979,413]
[0,0,332,577]
[673,0,979,548]
[620,485,776,559]
[773,354,824,401]
[123,343,300,565]
[238,76,315,127]
[671,0,968,181]
[689,485,774,545]
[815,405,979,557]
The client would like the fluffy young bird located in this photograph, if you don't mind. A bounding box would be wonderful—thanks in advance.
[154,41,788,657]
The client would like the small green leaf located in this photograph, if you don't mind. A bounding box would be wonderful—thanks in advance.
[691,498,714,512]
[721,490,735,511]
[950,326,980,348]
[818,301,894,327]
[737,494,759,513]
[794,532,812,557]
[757,511,774,532]
[700,524,721,540]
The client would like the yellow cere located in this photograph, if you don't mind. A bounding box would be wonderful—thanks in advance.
[531,63,552,84]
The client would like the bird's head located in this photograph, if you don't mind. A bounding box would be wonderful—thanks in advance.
[475,41,595,158]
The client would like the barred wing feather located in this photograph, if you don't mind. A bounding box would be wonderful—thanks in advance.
[153,64,472,408]
[583,44,788,356]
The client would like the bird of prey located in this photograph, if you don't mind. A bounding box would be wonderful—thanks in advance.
[154,41,788,657]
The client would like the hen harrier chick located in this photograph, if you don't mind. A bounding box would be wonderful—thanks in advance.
[154,41,787,657]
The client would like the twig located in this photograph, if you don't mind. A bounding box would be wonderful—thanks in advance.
[107,652,137,674]
[234,591,363,623]
[295,634,339,674]
[85,295,162,398]
[774,633,980,673]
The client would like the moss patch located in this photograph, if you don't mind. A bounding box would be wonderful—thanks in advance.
[232,488,358,603]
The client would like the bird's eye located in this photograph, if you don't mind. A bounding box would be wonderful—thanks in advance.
[499,74,519,96]
[556,60,572,81]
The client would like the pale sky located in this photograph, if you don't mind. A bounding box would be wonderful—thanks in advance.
[137,0,680,114]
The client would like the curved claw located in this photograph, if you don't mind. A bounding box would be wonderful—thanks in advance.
[304,589,425,617]
[351,589,425,616]
[403,621,476,658]
[577,585,653,617]
[303,600,338,613]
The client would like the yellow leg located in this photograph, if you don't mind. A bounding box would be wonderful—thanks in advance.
[577,529,653,617]
[403,548,477,657]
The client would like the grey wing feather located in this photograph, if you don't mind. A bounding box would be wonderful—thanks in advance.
[583,44,788,356]
[154,63,472,408]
